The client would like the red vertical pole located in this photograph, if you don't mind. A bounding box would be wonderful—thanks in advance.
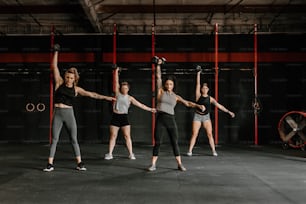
[151,24,156,145]
[214,23,219,145]
[254,24,258,145]
[49,26,55,144]
[113,24,117,94]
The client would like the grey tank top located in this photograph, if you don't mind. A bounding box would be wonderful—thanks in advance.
[113,93,130,114]
[157,91,177,115]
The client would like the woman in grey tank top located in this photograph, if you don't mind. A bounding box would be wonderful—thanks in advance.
[148,57,205,172]
[104,67,156,160]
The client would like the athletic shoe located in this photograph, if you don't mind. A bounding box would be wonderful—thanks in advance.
[186,152,192,156]
[76,162,87,171]
[104,153,113,160]
[147,164,156,171]
[212,151,218,156]
[129,153,136,160]
[178,164,187,171]
[43,163,54,172]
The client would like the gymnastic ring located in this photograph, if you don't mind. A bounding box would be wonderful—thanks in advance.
[36,103,46,112]
[26,103,35,112]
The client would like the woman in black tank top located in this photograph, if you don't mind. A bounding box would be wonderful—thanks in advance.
[187,70,235,157]
[43,44,115,172]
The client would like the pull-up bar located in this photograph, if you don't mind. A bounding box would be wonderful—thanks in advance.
[254,24,259,146]
[151,24,156,145]
[113,24,117,95]
[49,25,55,144]
[214,23,219,145]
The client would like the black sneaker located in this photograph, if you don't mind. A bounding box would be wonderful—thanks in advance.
[76,162,87,171]
[43,163,54,172]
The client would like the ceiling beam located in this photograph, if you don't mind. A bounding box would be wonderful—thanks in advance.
[0,4,305,14]
[79,0,102,33]
[95,4,306,14]
[0,5,83,14]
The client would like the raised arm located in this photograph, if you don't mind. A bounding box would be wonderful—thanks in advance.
[156,59,164,100]
[156,62,162,91]
[130,96,156,113]
[52,51,63,89]
[75,87,116,101]
[176,95,205,112]
[114,67,120,95]
[210,97,235,118]
[195,71,201,100]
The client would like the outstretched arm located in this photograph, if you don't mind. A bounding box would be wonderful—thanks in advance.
[130,96,156,113]
[177,95,205,112]
[75,87,116,101]
[52,51,63,89]
[210,97,235,118]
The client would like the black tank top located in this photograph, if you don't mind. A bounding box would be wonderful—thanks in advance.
[196,95,210,115]
[54,84,76,106]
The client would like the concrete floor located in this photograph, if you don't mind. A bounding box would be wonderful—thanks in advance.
[0,143,305,204]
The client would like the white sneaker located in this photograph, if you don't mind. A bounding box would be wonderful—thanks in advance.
[186,152,192,156]
[104,153,113,160]
[147,164,156,171]
[178,164,187,171]
[212,151,218,156]
[129,153,136,160]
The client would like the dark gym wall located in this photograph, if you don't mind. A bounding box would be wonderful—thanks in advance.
[0,34,305,145]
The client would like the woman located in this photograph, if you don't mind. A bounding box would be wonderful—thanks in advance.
[43,45,115,172]
[187,70,235,157]
[104,67,156,160]
[148,58,205,172]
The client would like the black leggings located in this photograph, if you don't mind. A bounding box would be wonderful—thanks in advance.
[153,112,181,156]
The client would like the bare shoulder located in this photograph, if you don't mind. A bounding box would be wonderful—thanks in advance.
[176,94,183,101]
[54,80,64,90]
[210,96,217,104]
[129,95,135,101]
[75,86,81,91]
[75,86,85,95]
[157,88,164,95]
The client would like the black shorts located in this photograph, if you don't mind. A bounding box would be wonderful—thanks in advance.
[110,113,130,127]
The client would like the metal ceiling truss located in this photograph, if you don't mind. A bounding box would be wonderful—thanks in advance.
[0,1,305,34]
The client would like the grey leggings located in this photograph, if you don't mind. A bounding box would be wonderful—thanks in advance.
[49,107,81,158]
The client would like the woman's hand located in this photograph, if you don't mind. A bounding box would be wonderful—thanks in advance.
[198,105,206,112]
[228,111,235,118]
[106,96,117,102]
[151,108,157,113]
